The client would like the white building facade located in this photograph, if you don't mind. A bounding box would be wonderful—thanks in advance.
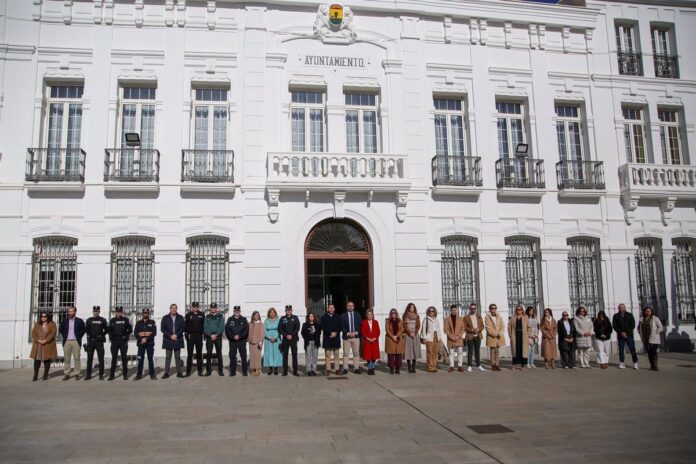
[1,0,695,367]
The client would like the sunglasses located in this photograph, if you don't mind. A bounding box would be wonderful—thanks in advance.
[40,315,48,318]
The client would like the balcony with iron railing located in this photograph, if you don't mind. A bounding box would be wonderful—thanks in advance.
[181,149,235,192]
[556,160,606,198]
[617,51,643,76]
[431,155,483,196]
[104,148,160,192]
[266,152,410,193]
[654,54,679,79]
[495,157,545,197]
[25,147,86,191]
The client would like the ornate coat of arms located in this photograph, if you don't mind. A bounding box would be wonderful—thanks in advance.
[314,4,356,43]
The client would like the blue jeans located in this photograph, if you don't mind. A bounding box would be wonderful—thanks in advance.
[528,342,537,366]
[137,345,155,376]
[618,336,638,364]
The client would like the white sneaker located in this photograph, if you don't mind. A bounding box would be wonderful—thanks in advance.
[478,365,485,371]
[633,363,639,370]
[531,364,537,368]
[526,364,532,369]
[466,366,472,372]
[618,363,626,369]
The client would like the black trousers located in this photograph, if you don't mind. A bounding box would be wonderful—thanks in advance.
[228,340,248,374]
[206,337,224,373]
[647,343,659,369]
[110,339,128,377]
[86,341,105,377]
[466,338,481,367]
[560,349,576,368]
[282,341,298,374]
[186,334,203,374]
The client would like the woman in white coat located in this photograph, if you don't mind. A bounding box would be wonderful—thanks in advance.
[573,306,594,368]
[421,306,442,373]
[639,306,664,371]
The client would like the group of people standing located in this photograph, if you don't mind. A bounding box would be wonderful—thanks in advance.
[29,300,665,381]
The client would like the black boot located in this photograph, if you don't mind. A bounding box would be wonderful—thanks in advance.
[42,361,50,380]
[33,360,40,381]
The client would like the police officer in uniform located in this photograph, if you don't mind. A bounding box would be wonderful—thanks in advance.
[185,302,205,377]
[108,306,132,380]
[278,304,301,376]
[204,303,225,376]
[84,306,108,380]
[134,308,157,381]
[225,305,249,376]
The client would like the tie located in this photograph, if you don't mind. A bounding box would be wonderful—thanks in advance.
[349,312,354,333]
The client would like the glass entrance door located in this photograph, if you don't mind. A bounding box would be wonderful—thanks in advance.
[307,259,370,318]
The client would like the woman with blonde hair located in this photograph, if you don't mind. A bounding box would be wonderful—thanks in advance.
[420,306,442,373]
[402,303,421,373]
[263,308,282,375]
[361,309,381,375]
[248,310,265,376]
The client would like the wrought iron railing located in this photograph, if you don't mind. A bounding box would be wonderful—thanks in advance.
[104,148,160,182]
[431,155,482,187]
[654,54,679,79]
[617,51,643,76]
[556,160,605,190]
[181,149,234,183]
[495,158,545,189]
[26,148,86,182]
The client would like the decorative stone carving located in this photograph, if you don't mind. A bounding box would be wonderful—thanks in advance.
[444,17,452,44]
[469,19,479,45]
[585,29,594,53]
[537,25,546,50]
[504,22,512,49]
[622,194,639,225]
[134,0,144,28]
[93,0,102,24]
[267,189,279,223]
[529,24,538,49]
[165,0,174,27]
[660,197,677,226]
[333,191,346,219]
[396,191,408,222]
[314,4,356,44]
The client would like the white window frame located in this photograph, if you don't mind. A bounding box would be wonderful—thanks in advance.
[190,88,229,150]
[616,23,638,53]
[658,108,684,165]
[623,106,648,164]
[44,84,84,149]
[651,26,673,56]
[554,105,585,162]
[117,86,156,149]
[345,93,381,154]
[433,98,467,158]
[495,101,527,159]
[290,90,326,153]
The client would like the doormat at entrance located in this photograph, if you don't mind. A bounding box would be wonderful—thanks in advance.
[327,376,349,380]
[468,424,514,434]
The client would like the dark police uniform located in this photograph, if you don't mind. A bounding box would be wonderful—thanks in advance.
[108,307,132,380]
[278,306,301,376]
[225,308,249,376]
[134,311,157,379]
[85,307,108,380]
[185,307,205,376]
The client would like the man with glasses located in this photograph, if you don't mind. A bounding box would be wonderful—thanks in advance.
[464,303,485,372]
[612,303,639,369]
[84,306,108,380]
[59,306,86,380]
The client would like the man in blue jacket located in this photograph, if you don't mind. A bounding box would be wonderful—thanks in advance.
[59,305,86,380]
[321,303,342,375]
[340,301,362,375]
[161,303,186,378]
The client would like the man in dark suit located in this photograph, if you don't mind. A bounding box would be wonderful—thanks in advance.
[59,305,86,380]
[161,303,186,378]
[340,301,362,374]
[557,311,576,369]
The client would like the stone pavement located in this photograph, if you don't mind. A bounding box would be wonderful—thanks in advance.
[1,353,695,464]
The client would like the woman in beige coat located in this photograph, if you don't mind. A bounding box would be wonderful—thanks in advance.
[247,311,265,376]
[420,306,442,373]
[540,308,558,369]
[385,308,405,374]
[484,304,506,371]
[30,311,58,381]
[508,305,531,370]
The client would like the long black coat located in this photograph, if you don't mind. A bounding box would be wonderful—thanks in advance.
[557,319,576,351]
[320,312,342,349]
[301,321,322,349]
[161,314,186,350]
[594,317,612,340]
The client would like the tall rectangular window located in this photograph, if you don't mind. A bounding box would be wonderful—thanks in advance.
[192,88,228,177]
[673,238,696,322]
[567,238,603,316]
[496,101,526,159]
[186,236,229,314]
[635,238,667,321]
[623,107,648,163]
[616,23,642,76]
[111,236,155,323]
[119,86,156,177]
[658,109,683,165]
[555,106,583,162]
[440,236,479,310]
[434,98,466,158]
[45,85,84,176]
[345,93,379,154]
[651,25,679,78]
[505,236,543,314]
[31,237,78,333]
[290,91,325,152]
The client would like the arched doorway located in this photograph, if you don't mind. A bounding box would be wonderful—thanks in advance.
[305,219,372,318]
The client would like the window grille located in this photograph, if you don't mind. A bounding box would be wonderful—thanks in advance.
[186,236,229,314]
[440,236,480,311]
[111,236,155,324]
[505,236,543,314]
[567,237,604,316]
[635,238,667,322]
[673,238,696,322]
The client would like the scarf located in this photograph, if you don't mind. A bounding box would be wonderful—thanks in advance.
[641,316,652,342]
[390,318,400,334]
